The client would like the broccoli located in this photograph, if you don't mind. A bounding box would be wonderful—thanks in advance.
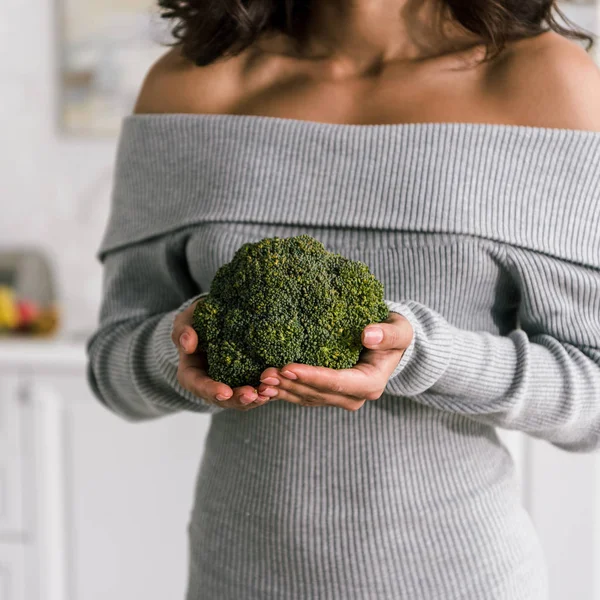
[192,235,390,389]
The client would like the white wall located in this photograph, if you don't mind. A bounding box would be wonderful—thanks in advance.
[0,0,148,338]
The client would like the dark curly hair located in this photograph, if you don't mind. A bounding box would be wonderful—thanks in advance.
[157,0,596,67]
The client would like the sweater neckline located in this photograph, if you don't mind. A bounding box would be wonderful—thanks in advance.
[124,112,600,137]
[100,111,600,268]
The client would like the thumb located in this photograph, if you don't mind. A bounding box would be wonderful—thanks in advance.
[178,325,199,354]
[362,318,413,351]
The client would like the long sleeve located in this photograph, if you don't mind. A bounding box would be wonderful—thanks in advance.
[383,246,600,453]
[86,230,224,422]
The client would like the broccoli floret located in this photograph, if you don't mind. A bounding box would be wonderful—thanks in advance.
[192,235,390,388]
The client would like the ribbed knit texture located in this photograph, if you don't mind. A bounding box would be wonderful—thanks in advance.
[87,114,600,599]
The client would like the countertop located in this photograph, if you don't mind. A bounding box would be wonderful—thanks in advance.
[0,335,87,370]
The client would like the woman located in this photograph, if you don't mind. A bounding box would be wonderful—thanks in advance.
[87,0,600,598]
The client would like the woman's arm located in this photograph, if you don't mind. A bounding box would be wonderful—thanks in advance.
[86,230,225,421]
[383,246,600,453]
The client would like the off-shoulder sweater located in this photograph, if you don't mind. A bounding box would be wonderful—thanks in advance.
[86,114,600,600]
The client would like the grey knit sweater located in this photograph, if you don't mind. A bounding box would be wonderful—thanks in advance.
[86,114,600,600]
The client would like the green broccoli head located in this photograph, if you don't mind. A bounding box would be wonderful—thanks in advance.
[192,235,390,388]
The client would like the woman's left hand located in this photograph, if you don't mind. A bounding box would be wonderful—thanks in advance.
[256,312,414,411]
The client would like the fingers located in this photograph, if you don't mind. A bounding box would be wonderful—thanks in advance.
[172,307,271,411]
[260,381,365,412]
[260,365,373,400]
[228,384,262,406]
[210,384,271,411]
[172,321,199,354]
[362,314,414,352]
[217,384,273,410]
[180,326,198,354]
[172,294,209,354]
[176,355,269,411]
[258,367,370,410]
[177,348,232,401]
[355,346,405,377]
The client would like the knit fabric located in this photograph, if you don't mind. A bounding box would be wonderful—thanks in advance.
[87,114,600,599]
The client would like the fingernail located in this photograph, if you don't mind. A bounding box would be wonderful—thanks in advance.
[262,387,278,397]
[216,393,230,401]
[260,377,280,386]
[241,394,256,404]
[364,327,383,344]
[180,333,191,348]
[256,395,269,402]
[280,370,297,380]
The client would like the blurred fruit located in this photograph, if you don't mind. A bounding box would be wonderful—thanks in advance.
[0,288,58,337]
[0,286,19,330]
[16,299,40,328]
[30,305,60,336]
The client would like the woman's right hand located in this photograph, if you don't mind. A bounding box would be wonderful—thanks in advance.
[171,297,272,410]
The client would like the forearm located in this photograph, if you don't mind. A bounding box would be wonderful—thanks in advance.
[87,292,222,422]
[384,298,600,452]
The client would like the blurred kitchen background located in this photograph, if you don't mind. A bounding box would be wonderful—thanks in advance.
[0,1,599,599]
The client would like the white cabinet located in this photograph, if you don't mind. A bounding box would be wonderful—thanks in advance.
[40,374,208,600]
[0,376,25,536]
[0,544,25,600]
[0,375,27,600]
[0,340,210,600]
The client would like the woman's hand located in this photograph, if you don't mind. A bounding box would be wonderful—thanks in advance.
[256,312,414,411]
[171,298,271,411]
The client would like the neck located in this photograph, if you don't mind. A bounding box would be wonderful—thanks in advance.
[284,0,481,72]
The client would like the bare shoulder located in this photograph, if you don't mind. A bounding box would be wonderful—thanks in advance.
[487,31,600,131]
[132,45,246,115]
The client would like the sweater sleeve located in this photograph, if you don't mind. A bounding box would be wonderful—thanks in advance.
[383,246,600,453]
[86,231,225,422]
